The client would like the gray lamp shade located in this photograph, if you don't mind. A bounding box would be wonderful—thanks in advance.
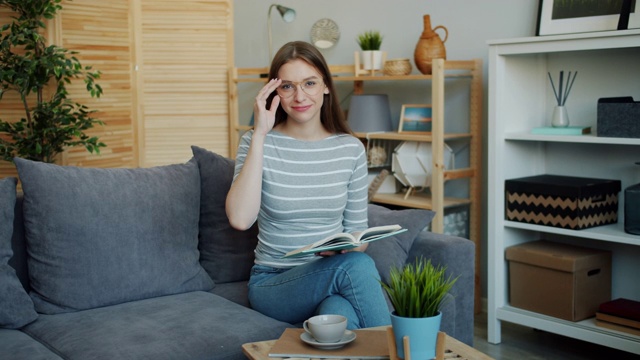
[347,94,393,133]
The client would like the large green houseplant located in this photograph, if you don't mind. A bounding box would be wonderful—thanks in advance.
[0,0,105,163]
[381,257,458,360]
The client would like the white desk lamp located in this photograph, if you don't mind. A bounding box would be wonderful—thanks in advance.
[268,4,296,63]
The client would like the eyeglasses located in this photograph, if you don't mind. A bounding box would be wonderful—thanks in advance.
[276,79,324,98]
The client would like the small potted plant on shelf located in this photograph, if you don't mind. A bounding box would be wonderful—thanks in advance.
[356,30,383,70]
[381,257,458,360]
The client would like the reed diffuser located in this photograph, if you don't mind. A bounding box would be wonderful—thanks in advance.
[548,70,577,127]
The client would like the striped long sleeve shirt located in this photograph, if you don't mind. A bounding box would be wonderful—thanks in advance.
[233,130,369,268]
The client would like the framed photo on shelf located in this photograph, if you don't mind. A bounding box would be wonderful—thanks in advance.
[398,104,432,133]
[536,0,640,36]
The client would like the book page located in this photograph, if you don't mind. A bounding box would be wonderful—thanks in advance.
[355,224,403,242]
[284,233,357,257]
[284,225,406,258]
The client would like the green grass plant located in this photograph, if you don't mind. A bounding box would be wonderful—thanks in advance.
[356,30,382,51]
[381,257,458,318]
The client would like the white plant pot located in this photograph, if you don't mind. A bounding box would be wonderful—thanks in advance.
[362,50,383,70]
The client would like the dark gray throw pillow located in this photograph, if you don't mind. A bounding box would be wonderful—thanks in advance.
[366,204,435,284]
[14,158,213,314]
[0,177,38,328]
[191,146,259,284]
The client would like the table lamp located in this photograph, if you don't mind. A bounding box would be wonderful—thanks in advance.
[268,4,296,62]
[347,94,393,133]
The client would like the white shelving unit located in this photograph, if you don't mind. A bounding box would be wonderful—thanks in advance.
[487,30,640,355]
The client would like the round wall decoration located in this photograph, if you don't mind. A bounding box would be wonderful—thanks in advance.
[310,18,340,49]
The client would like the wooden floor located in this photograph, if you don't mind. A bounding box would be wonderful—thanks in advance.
[473,312,639,359]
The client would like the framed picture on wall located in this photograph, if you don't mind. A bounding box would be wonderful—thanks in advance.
[536,0,640,36]
[398,104,432,134]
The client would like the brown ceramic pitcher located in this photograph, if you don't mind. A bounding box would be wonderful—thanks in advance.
[414,15,448,75]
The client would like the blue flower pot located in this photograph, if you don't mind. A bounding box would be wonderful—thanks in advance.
[390,311,441,360]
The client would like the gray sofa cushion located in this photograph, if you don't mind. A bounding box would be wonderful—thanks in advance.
[365,204,435,284]
[191,146,259,283]
[0,177,38,328]
[21,291,291,360]
[0,328,62,360]
[14,158,214,314]
[210,281,250,308]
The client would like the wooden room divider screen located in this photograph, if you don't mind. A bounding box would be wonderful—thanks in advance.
[0,0,233,178]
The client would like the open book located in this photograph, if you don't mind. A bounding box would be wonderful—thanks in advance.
[284,224,406,258]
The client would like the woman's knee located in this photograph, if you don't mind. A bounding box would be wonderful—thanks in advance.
[340,252,380,279]
[317,295,360,329]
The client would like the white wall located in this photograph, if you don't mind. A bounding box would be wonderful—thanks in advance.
[233,0,540,300]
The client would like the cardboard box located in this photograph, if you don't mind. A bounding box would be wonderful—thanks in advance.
[505,175,621,230]
[506,240,611,321]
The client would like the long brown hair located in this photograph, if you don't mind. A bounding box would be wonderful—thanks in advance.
[267,41,352,135]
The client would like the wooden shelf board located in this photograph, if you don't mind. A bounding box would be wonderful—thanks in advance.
[234,73,474,83]
[334,72,473,82]
[236,130,474,143]
[356,132,472,142]
[372,191,470,210]
[233,60,478,83]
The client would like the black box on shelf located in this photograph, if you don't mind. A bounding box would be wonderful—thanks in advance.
[597,97,640,138]
[505,175,621,230]
[506,240,612,321]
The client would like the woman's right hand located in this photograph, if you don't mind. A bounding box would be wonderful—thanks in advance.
[253,78,282,137]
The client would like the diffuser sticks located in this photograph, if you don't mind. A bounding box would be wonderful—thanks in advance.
[548,70,577,106]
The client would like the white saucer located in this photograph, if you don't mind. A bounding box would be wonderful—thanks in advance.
[300,330,356,350]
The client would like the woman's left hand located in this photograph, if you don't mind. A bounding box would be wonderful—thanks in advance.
[317,243,368,257]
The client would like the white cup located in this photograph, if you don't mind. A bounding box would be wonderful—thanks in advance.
[303,314,347,343]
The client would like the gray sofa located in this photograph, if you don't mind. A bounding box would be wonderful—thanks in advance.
[0,146,475,360]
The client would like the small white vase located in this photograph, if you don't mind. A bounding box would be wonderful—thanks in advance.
[362,50,383,70]
[551,105,570,128]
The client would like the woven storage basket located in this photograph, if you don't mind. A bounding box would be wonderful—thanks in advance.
[383,58,412,76]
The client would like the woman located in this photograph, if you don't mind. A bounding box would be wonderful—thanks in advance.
[226,41,390,329]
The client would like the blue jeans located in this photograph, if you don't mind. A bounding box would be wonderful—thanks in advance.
[248,252,391,329]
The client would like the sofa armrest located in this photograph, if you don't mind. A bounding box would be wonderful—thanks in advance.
[407,231,475,346]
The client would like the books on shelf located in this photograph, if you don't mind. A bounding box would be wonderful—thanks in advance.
[595,317,640,336]
[284,225,406,258]
[598,298,640,322]
[594,298,640,336]
[531,126,591,135]
[596,312,640,330]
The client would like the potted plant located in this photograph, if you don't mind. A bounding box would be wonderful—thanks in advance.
[0,0,105,164]
[381,257,458,360]
[356,30,383,70]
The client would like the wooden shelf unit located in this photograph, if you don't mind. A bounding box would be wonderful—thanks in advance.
[228,59,483,311]
[487,29,640,355]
